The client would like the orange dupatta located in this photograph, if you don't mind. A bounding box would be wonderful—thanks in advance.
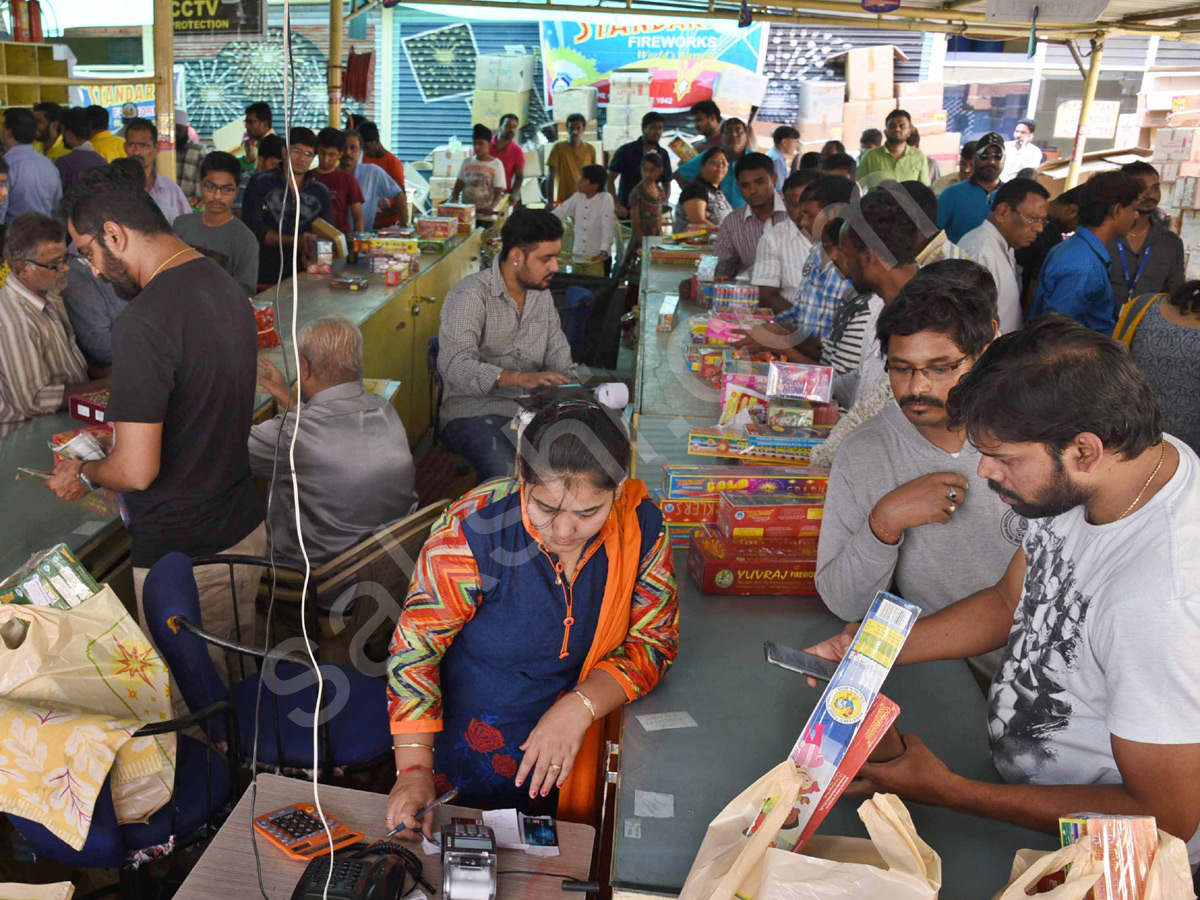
[523,478,651,823]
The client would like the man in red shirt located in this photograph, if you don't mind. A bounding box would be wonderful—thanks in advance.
[313,127,365,233]
[491,113,525,208]
[359,122,405,228]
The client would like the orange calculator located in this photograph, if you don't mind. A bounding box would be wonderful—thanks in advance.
[253,803,364,860]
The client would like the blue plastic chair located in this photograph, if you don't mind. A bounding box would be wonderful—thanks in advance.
[560,286,595,356]
[8,700,237,899]
[142,552,392,776]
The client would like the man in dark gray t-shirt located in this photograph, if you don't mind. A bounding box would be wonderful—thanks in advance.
[172,151,259,297]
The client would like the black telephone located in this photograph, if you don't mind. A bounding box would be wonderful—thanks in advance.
[289,842,434,900]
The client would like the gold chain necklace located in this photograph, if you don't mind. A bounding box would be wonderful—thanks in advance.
[1116,442,1167,521]
[148,247,194,283]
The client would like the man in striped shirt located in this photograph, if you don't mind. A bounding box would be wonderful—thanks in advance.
[713,153,786,279]
[0,212,109,431]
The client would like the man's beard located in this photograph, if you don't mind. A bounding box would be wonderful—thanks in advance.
[987,455,1091,519]
[97,242,142,300]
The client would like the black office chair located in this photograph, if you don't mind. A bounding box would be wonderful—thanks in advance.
[427,336,443,446]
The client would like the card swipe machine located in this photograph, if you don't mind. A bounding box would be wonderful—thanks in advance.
[442,823,497,900]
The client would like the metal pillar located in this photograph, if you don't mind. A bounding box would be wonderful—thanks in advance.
[1065,35,1106,190]
[329,0,344,128]
[153,0,175,179]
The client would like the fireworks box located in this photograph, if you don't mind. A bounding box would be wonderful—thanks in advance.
[716,491,824,538]
[687,525,819,595]
[721,359,771,397]
[1058,814,1158,900]
[752,591,919,850]
[68,389,109,425]
[766,361,835,404]
[436,202,477,233]
[656,493,720,527]
[769,400,838,428]
[696,254,719,282]
[687,426,816,464]
[254,303,281,349]
[330,275,370,291]
[51,424,111,466]
[355,235,420,255]
[0,543,100,609]
[776,694,902,852]
[682,344,727,380]
[712,283,760,314]
[416,217,458,240]
[662,464,829,500]
[368,252,420,276]
[745,423,830,448]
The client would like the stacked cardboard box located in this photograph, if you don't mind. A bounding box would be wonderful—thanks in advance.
[795,82,845,142]
[712,67,769,123]
[1154,125,1200,276]
[472,52,534,128]
[657,464,829,550]
[895,80,947,137]
[604,69,653,152]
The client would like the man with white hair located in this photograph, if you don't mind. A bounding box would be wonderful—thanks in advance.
[251,315,418,568]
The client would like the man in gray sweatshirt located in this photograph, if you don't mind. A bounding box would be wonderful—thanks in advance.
[815,260,1027,673]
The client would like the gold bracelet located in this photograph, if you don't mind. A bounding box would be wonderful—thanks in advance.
[393,742,434,751]
[573,689,597,722]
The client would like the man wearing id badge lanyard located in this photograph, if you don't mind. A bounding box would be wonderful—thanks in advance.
[1107,162,1184,313]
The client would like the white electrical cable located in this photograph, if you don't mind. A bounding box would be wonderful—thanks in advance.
[281,1,334,897]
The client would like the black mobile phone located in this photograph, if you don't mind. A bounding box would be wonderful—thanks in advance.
[763,640,841,682]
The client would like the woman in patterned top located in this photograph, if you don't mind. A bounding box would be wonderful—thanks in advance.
[385,399,679,834]
[673,147,731,232]
[1129,281,1200,453]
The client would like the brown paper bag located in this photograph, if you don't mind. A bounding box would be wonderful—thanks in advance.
[754,794,941,900]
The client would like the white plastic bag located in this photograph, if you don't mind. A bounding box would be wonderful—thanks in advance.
[755,794,941,900]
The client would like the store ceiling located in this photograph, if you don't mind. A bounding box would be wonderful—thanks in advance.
[398,0,1200,41]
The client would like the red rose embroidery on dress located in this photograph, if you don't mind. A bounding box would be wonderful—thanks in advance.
[433,772,454,795]
[491,754,518,779]
[464,718,505,754]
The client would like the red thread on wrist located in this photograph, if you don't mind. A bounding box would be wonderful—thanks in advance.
[869,510,900,545]
[399,764,431,774]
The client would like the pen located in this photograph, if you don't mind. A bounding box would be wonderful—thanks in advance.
[16,467,51,480]
[387,787,459,838]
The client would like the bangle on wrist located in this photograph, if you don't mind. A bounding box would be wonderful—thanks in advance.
[869,510,900,545]
[393,742,433,752]
[572,689,597,722]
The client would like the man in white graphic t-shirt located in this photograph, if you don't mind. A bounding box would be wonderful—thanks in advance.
[805,314,1200,865]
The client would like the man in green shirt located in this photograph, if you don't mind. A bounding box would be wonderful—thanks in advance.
[856,109,931,189]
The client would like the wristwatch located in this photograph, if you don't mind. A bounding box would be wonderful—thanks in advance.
[76,466,100,492]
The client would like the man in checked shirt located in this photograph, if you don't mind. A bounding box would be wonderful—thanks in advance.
[438,209,579,483]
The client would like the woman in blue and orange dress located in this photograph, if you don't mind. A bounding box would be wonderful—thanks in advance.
[385,399,679,835]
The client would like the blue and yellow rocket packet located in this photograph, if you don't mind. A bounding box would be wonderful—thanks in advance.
[752,590,921,850]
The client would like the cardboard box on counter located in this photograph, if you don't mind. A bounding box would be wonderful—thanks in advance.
[609,69,653,105]
[431,146,470,178]
[716,491,824,538]
[687,526,818,595]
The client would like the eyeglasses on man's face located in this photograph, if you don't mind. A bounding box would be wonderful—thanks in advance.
[885,356,969,381]
[201,180,238,196]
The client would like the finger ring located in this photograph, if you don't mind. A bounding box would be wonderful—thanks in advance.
[948,502,957,514]
[948,487,957,501]
[548,763,562,770]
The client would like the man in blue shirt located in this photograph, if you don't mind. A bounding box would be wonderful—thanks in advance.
[675,117,749,210]
[937,132,1004,244]
[0,108,61,225]
[341,128,405,230]
[1031,170,1140,334]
